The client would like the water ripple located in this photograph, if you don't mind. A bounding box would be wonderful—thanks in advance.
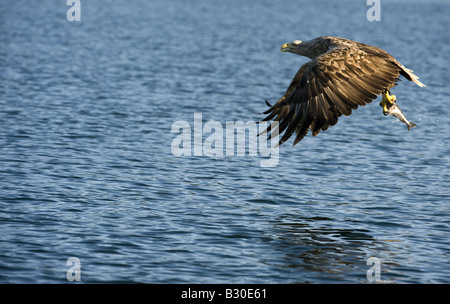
[1,0,449,283]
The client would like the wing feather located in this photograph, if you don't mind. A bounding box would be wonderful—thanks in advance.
[262,44,403,145]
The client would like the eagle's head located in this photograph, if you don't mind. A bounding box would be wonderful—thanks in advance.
[281,37,330,59]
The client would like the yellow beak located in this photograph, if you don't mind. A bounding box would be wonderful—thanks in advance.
[281,43,290,52]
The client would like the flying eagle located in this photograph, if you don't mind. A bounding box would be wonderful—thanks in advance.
[261,36,425,145]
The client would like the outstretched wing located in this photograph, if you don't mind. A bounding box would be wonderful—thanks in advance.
[262,45,402,145]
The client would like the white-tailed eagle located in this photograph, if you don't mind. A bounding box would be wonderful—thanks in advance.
[261,36,425,145]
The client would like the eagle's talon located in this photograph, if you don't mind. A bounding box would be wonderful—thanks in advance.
[382,91,397,105]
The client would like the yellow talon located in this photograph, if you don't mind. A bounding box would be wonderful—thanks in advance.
[382,91,397,104]
[380,91,396,115]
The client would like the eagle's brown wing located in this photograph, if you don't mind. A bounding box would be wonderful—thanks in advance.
[262,45,403,145]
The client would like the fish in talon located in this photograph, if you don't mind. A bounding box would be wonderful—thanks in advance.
[385,101,417,131]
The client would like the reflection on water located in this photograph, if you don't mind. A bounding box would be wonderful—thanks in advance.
[270,216,374,282]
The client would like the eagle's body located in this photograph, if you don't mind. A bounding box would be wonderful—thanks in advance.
[262,36,424,145]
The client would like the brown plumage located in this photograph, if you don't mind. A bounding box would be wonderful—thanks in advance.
[261,36,425,145]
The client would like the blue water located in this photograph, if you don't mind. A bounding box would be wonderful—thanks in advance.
[0,0,449,283]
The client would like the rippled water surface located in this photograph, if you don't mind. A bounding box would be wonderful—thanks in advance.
[1,0,449,283]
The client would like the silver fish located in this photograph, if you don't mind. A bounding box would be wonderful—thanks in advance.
[384,101,417,131]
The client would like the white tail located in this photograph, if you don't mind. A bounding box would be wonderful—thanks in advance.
[396,62,426,87]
